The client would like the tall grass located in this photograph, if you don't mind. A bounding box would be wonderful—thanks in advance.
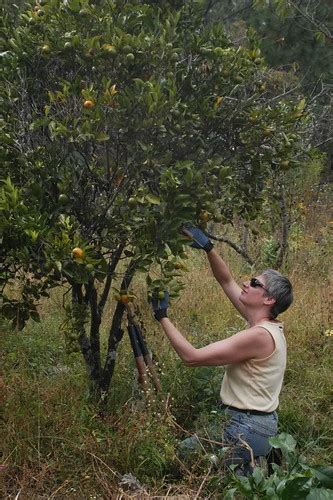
[1,189,332,497]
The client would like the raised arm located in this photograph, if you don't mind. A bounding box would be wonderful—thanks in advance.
[183,225,248,320]
[206,248,248,319]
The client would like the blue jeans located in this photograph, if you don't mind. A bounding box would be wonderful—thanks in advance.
[223,408,278,474]
[178,407,278,474]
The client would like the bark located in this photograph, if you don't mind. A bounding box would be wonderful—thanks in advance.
[99,259,137,406]
[86,282,101,375]
[276,183,289,268]
[72,284,101,394]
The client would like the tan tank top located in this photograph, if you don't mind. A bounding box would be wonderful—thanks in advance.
[220,321,286,412]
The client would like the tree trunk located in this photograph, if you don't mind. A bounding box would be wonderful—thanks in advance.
[71,284,102,399]
[276,183,289,268]
[99,259,137,409]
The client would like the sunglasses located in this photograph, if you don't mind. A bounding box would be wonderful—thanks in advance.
[250,277,268,291]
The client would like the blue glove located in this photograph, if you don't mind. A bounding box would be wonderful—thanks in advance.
[182,225,214,252]
[151,291,169,321]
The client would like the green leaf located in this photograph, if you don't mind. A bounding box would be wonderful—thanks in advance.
[297,99,306,111]
[312,467,333,489]
[55,261,62,272]
[252,466,264,486]
[224,488,237,499]
[145,194,161,205]
[269,433,296,454]
[96,132,110,142]
[306,489,333,500]
[315,32,326,45]
[66,0,81,12]
[281,477,312,500]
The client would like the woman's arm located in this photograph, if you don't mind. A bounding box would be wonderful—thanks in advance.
[159,317,275,366]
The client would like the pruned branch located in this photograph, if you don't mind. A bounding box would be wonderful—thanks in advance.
[207,231,254,265]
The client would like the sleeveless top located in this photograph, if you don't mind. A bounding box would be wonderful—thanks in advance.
[220,321,286,412]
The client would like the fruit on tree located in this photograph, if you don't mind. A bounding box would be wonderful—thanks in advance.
[58,193,69,205]
[83,100,95,109]
[72,247,85,260]
[41,44,50,54]
[128,197,137,208]
[263,127,274,137]
[102,44,117,56]
[120,294,130,304]
[199,210,210,222]
[280,160,290,170]
[122,45,132,54]
[213,47,223,56]
[126,53,135,62]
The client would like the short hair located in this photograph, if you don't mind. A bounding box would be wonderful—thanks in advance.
[262,269,293,319]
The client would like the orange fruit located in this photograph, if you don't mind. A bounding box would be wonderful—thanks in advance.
[120,294,130,304]
[83,99,95,109]
[72,247,85,259]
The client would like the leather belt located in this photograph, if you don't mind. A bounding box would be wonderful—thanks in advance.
[220,403,275,416]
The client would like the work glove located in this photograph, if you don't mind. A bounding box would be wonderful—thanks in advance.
[182,224,214,252]
[150,291,169,321]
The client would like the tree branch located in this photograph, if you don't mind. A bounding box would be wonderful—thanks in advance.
[207,231,254,265]
[98,241,126,315]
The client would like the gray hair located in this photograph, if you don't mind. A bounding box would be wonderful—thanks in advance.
[262,269,293,319]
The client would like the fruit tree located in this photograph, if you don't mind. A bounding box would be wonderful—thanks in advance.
[1,0,308,402]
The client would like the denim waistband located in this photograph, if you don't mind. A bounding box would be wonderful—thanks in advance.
[220,403,275,416]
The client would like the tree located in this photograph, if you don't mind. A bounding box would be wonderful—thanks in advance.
[1,0,308,404]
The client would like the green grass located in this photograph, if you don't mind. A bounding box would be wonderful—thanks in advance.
[1,191,332,497]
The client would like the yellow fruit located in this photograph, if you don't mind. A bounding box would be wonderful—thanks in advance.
[199,210,210,222]
[158,291,165,300]
[72,247,85,260]
[263,127,274,137]
[83,100,95,109]
[102,44,117,56]
[41,44,50,54]
[280,160,290,170]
